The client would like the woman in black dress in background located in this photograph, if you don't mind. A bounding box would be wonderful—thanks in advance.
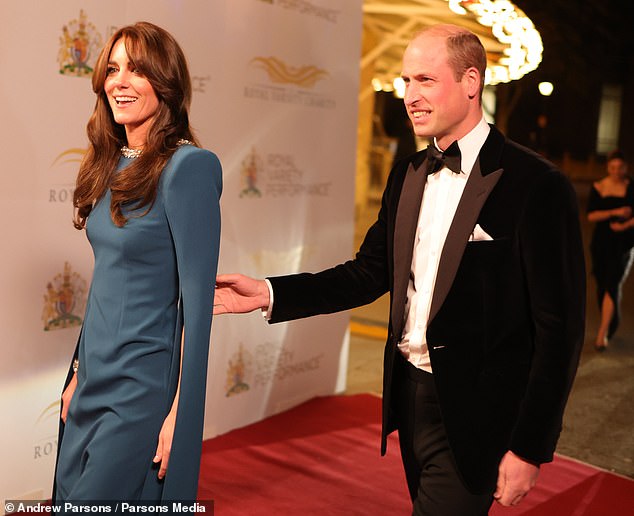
[587,150,634,350]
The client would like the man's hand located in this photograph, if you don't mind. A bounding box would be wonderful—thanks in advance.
[494,450,540,507]
[213,274,270,315]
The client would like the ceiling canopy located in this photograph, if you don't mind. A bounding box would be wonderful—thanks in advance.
[362,0,543,97]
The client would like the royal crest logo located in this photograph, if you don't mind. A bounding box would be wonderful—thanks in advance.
[58,9,103,78]
[42,262,87,331]
[250,57,329,88]
[226,344,252,397]
[240,147,263,198]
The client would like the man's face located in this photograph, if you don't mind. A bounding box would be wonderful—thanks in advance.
[401,34,474,149]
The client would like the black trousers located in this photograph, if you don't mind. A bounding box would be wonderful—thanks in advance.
[393,353,494,516]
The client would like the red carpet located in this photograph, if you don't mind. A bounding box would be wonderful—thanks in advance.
[198,394,634,515]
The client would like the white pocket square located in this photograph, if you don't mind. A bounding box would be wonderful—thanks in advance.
[469,224,493,241]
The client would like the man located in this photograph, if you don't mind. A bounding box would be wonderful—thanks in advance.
[214,25,585,515]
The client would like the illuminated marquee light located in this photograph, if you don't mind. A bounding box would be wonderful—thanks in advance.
[374,0,543,94]
[453,0,543,85]
[447,0,468,15]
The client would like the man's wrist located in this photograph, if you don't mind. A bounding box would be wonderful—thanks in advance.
[261,279,274,320]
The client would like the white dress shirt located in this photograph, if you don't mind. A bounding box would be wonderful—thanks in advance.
[399,117,490,373]
[264,117,490,375]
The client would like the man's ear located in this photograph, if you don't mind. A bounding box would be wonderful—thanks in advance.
[464,67,480,99]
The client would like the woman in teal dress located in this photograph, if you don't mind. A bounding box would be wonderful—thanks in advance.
[53,22,222,501]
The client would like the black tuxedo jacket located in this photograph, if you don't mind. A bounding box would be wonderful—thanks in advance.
[268,125,585,493]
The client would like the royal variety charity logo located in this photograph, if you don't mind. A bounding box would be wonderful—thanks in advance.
[255,0,340,23]
[49,147,87,203]
[34,401,60,461]
[226,342,324,397]
[58,9,103,78]
[244,56,336,109]
[226,345,253,396]
[239,147,263,198]
[42,262,87,331]
[52,148,87,167]
[250,57,329,88]
[192,75,212,94]
[239,147,331,198]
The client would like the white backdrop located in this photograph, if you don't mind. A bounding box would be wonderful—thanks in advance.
[0,0,362,500]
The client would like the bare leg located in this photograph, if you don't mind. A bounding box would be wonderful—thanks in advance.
[595,293,614,350]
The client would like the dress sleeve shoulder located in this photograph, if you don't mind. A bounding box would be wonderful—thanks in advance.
[586,184,602,213]
[162,146,222,320]
[160,144,222,499]
[627,179,634,207]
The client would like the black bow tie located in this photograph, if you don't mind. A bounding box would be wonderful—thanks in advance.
[426,141,462,175]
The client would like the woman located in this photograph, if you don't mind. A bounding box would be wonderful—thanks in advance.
[53,22,222,501]
[587,150,634,350]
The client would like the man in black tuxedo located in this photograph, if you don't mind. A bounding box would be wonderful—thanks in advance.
[214,25,585,515]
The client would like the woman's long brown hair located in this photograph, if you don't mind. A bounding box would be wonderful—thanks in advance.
[73,22,199,229]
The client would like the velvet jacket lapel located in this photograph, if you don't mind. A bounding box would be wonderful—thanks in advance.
[428,160,503,325]
[391,126,506,339]
[391,158,427,339]
[428,127,505,326]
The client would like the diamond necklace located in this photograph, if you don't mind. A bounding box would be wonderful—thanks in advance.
[120,139,193,159]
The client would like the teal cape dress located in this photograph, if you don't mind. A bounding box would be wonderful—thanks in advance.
[54,144,222,501]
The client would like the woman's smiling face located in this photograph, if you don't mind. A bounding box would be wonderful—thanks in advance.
[104,37,159,147]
